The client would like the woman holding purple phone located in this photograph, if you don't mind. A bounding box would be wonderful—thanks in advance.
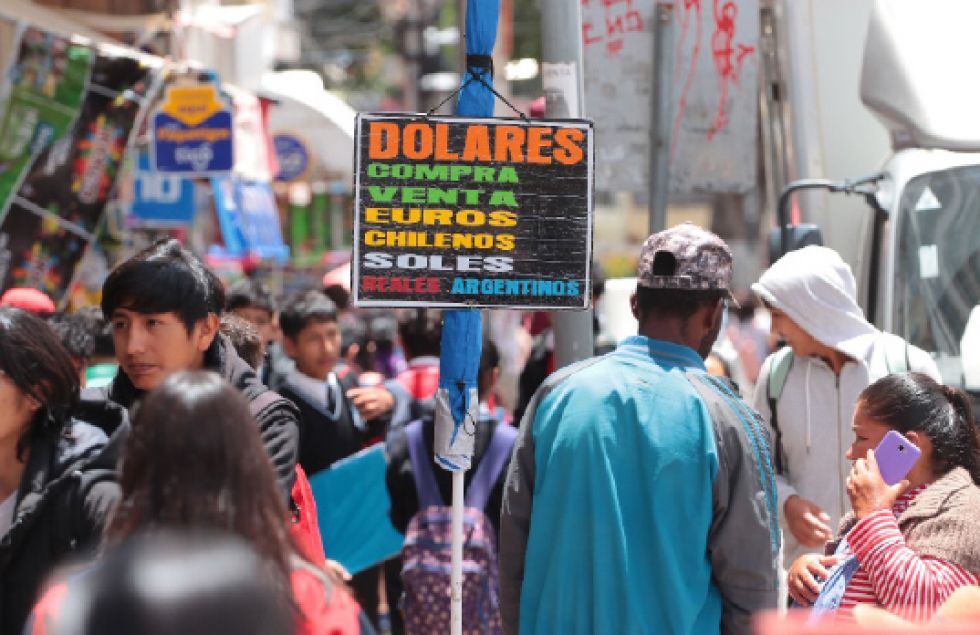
[787,372,980,623]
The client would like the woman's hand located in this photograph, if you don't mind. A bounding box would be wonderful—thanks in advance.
[846,450,910,519]
[787,554,841,606]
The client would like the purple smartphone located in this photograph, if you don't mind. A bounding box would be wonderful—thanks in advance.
[874,430,921,485]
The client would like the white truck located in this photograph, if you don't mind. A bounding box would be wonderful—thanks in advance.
[765,0,980,404]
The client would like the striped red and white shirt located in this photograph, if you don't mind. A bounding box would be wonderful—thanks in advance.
[836,484,980,622]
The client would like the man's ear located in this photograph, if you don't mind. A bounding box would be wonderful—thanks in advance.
[282,334,297,359]
[196,313,221,352]
[704,298,724,331]
[629,292,639,321]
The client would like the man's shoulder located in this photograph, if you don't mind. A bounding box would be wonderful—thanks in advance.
[276,379,329,420]
[531,354,613,403]
[538,352,705,420]
[233,365,300,427]
[685,370,760,431]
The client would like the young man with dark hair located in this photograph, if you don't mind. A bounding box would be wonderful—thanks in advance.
[394,309,442,419]
[500,223,780,635]
[81,239,300,494]
[277,291,407,476]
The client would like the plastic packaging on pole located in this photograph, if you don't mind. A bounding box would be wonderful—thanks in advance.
[434,310,482,471]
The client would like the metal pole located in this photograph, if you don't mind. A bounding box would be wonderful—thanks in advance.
[648,2,674,235]
[542,0,594,368]
[450,469,464,635]
[404,0,421,111]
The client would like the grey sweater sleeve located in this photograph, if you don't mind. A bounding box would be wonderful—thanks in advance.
[688,373,780,634]
[498,393,539,635]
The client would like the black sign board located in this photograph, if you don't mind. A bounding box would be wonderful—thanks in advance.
[352,114,594,309]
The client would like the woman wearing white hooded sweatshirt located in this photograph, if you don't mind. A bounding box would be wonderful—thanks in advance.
[750,246,941,570]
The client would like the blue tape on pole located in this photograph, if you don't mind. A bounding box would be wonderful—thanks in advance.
[456,0,500,118]
[438,309,483,424]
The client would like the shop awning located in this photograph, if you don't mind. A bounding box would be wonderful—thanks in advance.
[261,70,356,182]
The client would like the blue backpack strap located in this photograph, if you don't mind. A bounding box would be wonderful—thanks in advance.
[405,420,444,508]
[464,423,518,510]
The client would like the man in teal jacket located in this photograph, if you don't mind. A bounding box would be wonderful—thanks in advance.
[499,224,780,634]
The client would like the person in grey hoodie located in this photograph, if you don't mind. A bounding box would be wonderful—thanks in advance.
[751,246,941,569]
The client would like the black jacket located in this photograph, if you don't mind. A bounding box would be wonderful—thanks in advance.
[278,371,364,478]
[0,419,123,634]
[278,367,412,478]
[78,335,300,494]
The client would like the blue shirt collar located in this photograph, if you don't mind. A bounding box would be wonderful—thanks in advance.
[617,335,706,371]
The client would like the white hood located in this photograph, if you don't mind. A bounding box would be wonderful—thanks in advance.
[751,246,879,359]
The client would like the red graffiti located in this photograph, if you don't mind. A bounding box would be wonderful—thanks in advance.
[671,0,703,163]
[582,0,643,57]
[583,20,603,46]
[708,0,755,139]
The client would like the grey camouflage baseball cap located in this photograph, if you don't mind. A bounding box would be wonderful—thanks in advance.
[637,223,736,300]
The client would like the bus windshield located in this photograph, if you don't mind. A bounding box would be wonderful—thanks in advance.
[892,165,980,398]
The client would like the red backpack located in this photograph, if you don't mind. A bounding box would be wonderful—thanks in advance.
[291,559,364,635]
[396,364,440,400]
[251,391,326,567]
[290,464,327,567]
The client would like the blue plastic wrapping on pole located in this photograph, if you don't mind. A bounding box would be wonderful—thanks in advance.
[433,0,500,473]
[435,310,482,471]
[455,0,499,118]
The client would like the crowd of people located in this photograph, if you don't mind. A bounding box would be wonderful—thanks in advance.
[0,224,977,635]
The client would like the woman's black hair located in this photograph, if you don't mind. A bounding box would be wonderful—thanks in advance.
[0,307,79,460]
[859,372,980,483]
[101,239,225,334]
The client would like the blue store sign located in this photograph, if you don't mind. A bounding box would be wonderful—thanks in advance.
[151,83,234,175]
[273,133,310,181]
[212,176,289,264]
[131,152,195,225]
